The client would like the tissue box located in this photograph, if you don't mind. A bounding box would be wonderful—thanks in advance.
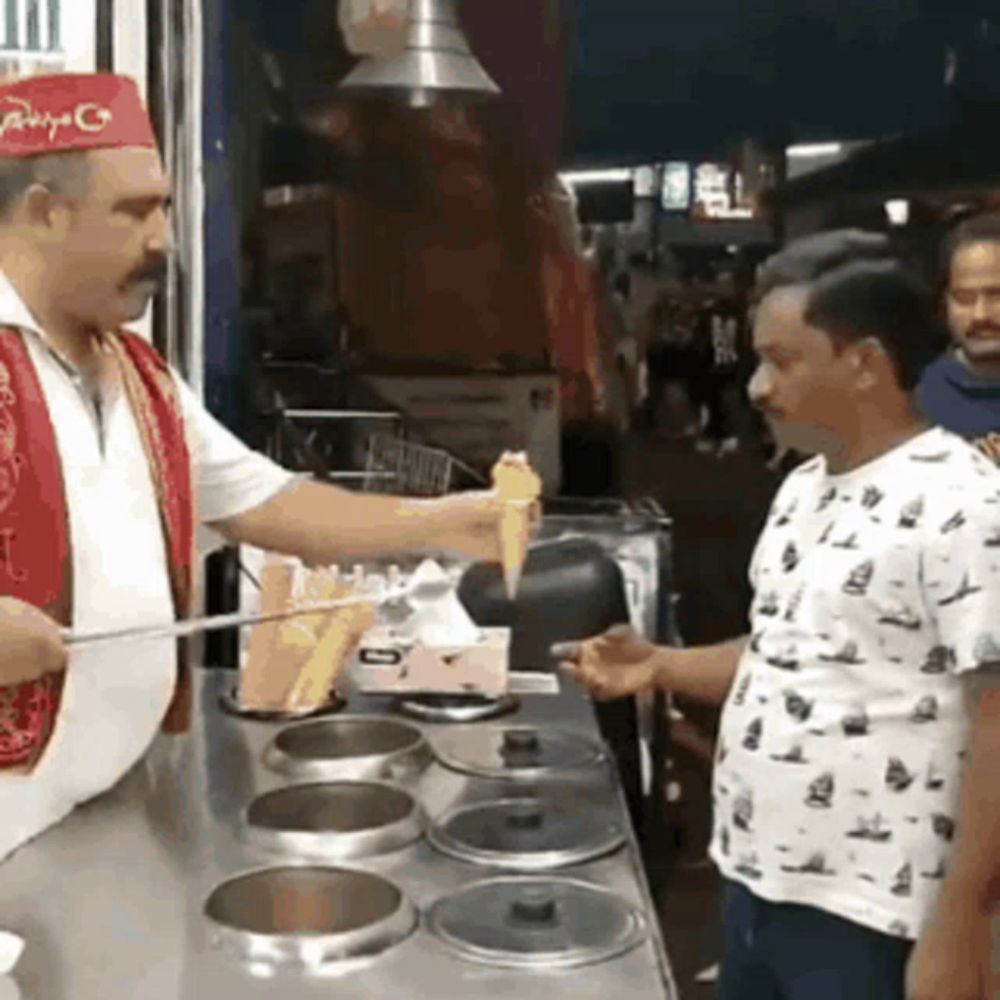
[347,626,511,696]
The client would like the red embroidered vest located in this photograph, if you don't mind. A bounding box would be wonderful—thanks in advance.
[0,328,195,771]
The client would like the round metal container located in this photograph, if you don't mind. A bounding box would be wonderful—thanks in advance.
[241,782,423,860]
[427,876,646,969]
[263,716,432,781]
[219,685,346,723]
[433,725,608,781]
[429,796,625,870]
[393,693,520,724]
[204,866,416,967]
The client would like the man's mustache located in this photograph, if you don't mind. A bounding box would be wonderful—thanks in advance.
[127,256,170,285]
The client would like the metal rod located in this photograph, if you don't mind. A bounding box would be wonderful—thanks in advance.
[62,588,404,651]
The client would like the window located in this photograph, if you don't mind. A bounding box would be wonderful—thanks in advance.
[0,0,95,78]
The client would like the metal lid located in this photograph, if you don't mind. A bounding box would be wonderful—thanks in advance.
[264,716,431,781]
[430,797,624,870]
[394,693,520,724]
[242,782,423,860]
[427,876,646,969]
[219,684,346,724]
[204,866,416,967]
[433,725,608,780]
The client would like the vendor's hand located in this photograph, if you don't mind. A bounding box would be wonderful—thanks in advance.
[0,597,67,687]
[905,900,985,1000]
[553,624,665,701]
[427,489,540,564]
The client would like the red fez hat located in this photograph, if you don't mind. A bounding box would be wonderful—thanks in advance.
[0,73,158,158]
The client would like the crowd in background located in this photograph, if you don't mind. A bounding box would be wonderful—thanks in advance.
[591,246,794,470]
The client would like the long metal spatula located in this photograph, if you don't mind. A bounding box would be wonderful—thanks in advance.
[60,588,410,651]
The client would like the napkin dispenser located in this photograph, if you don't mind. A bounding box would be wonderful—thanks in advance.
[347,560,510,695]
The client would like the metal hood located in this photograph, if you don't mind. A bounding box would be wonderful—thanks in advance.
[337,0,501,108]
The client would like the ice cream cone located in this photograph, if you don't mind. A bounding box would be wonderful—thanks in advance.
[490,451,541,602]
[499,499,533,600]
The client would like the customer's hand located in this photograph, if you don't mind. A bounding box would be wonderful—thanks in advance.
[553,624,665,700]
[0,597,67,687]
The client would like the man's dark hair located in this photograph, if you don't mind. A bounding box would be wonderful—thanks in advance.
[755,229,892,297]
[0,152,91,220]
[941,211,1000,270]
[756,229,947,391]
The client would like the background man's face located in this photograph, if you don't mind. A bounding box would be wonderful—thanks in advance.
[946,240,1000,367]
[747,286,859,456]
[55,146,171,331]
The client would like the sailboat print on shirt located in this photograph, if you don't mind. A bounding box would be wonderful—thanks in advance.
[973,632,1000,665]
[876,604,923,631]
[783,691,814,722]
[817,522,834,545]
[940,511,966,534]
[937,573,983,607]
[925,761,945,791]
[846,812,893,842]
[770,743,808,764]
[861,486,885,510]
[775,500,799,527]
[765,646,801,671]
[733,791,754,832]
[780,851,837,876]
[758,592,780,617]
[919,859,946,881]
[891,862,913,897]
[733,673,752,706]
[985,525,1000,547]
[843,560,874,596]
[782,542,801,573]
[910,696,938,724]
[735,852,764,880]
[805,772,835,808]
[898,496,925,529]
[816,487,837,513]
[920,645,956,675]
[885,757,916,792]
[832,532,861,550]
[820,641,866,665]
[931,813,955,841]
[742,718,763,751]
[841,706,870,737]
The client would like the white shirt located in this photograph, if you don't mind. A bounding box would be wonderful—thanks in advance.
[0,273,296,862]
[709,428,1000,939]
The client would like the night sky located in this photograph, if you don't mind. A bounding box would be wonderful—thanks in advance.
[246,0,995,166]
[565,0,981,162]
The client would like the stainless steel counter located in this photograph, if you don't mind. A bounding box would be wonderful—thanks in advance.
[0,669,677,1000]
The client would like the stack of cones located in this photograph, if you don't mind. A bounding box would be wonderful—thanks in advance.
[238,560,375,713]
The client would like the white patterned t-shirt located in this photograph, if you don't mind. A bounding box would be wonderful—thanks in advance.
[709,427,1000,939]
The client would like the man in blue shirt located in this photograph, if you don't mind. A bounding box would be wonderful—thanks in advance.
[918,213,1000,462]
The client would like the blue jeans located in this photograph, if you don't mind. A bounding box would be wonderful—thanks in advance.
[717,880,914,1000]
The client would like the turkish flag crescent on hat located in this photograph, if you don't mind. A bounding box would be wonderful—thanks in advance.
[0,73,158,158]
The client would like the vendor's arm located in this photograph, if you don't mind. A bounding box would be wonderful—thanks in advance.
[213,479,502,565]
[176,378,502,564]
